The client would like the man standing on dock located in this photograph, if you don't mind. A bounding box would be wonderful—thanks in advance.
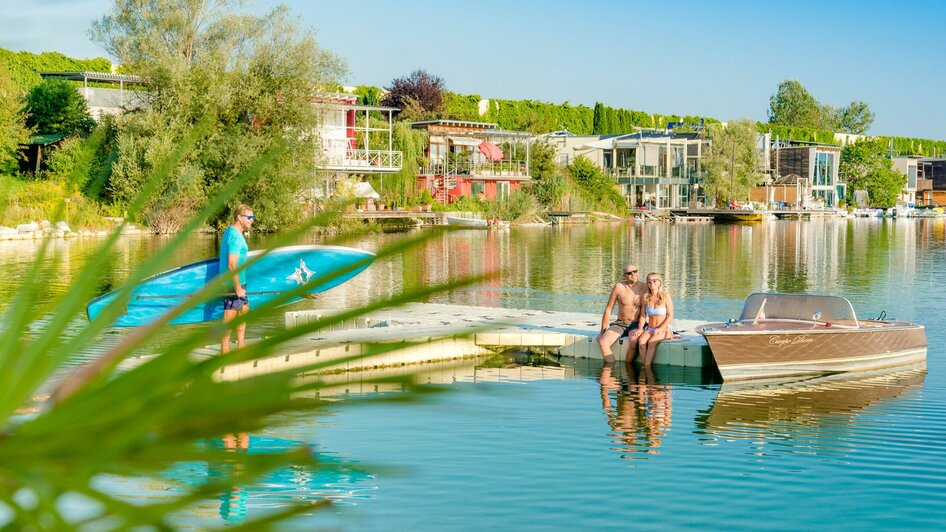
[220,204,254,354]
[598,264,647,363]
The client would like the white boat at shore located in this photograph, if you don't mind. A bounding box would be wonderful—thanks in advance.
[445,215,488,227]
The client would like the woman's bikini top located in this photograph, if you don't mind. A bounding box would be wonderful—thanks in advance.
[646,304,667,318]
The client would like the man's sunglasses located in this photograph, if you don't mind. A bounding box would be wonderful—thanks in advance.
[241,214,255,220]
[625,270,638,275]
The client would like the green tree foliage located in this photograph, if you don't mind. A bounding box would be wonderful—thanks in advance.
[92,0,346,231]
[441,92,482,121]
[769,79,823,130]
[840,138,905,208]
[834,100,875,135]
[567,156,626,214]
[24,79,96,136]
[382,70,446,121]
[768,79,874,134]
[757,123,837,145]
[527,142,567,208]
[0,48,111,93]
[483,99,594,134]
[876,136,946,157]
[0,61,31,170]
[366,121,427,204]
[703,119,764,206]
[353,85,382,106]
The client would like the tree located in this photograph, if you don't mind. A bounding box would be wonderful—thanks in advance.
[769,80,822,129]
[23,79,95,136]
[0,61,31,170]
[840,138,905,208]
[91,0,346,230]
[835,100,874,135]
[703,119,764,206]
[381,70,445,121]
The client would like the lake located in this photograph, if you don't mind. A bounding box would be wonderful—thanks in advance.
[3,218,945,528]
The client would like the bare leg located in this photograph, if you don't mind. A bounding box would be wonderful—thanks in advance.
[597,328,620,361]
[235,304,249,350]
[638,331,654,366]
[221,308,237,354]
[642,330,671,366]
[625,331,641,363]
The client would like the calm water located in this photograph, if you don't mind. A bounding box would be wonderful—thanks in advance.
[3,219,946,528]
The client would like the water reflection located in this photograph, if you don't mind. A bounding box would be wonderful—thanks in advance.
[165,434,375,524]
[598,361,673,459]
[695,364,927,454]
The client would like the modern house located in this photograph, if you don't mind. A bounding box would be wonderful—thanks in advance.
[890,156,921,205]
[752,143,844,208]
[916,158,946,206]
[311,93,402,199]
[412,120,532,203]
[543,131,708,209]
[39,71,148,120]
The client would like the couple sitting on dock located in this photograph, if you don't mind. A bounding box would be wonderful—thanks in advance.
[597,264,674,366]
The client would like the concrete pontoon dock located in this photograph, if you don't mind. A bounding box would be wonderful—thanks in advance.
[204,303,715,380]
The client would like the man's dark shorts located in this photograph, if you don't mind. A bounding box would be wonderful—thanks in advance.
[223,294,248,311]
[605,319,636,338]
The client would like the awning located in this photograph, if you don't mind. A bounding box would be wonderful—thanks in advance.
[353,181,380,199]
[478,142,504,161]
[576,138,615,150]
[447,136,483,147]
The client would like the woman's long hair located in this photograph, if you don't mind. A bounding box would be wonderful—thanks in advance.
[641,272,666,309]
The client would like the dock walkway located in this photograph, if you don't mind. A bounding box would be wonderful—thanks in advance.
[204,303,714,380]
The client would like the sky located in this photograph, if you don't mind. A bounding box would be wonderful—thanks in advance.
[3,0,946,139]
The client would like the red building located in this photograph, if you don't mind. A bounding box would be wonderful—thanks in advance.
[411,120,532,203]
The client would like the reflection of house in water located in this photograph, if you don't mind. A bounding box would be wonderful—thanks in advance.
[311,93,402,198]
[543,130,708,209]
[412,120,532,203]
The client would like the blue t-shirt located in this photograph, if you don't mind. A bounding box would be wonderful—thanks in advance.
[219,225,248,289]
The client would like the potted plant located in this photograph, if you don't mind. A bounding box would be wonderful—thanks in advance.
[420,189,434,212]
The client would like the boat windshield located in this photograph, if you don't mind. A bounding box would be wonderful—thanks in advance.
[738,293,858,325]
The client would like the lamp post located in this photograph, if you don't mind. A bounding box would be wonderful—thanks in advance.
[729,138,735,208]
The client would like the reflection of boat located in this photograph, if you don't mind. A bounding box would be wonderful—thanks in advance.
[696,364,926,439]
[698,293,927,381]
[445,215,488,227]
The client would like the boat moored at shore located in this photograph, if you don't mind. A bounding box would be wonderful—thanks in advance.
[698,293,927,381]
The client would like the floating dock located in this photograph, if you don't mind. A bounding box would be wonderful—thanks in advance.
[204,303,716,380]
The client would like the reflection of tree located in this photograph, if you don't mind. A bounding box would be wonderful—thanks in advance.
[599,363,672,459]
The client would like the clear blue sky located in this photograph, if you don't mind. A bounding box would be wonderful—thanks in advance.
[4,0,945,139]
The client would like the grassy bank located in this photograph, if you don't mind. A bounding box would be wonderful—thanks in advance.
[0,174,118,230]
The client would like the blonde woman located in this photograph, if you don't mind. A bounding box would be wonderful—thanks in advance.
[636,273,674,366]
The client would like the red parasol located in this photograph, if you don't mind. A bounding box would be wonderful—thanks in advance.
[478,141,504,161]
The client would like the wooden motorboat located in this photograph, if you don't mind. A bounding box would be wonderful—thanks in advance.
[698,293,927,381]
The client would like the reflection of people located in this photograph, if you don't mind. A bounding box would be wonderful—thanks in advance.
[636,272,674,366]
[599,361,672,457]
[598,264,647,363]
[209,433,250,522]
[220,204,254,353]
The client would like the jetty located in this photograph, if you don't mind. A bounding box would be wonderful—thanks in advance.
[203,303,715,381]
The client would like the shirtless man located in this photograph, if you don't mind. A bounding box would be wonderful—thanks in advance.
[597,264,647,362]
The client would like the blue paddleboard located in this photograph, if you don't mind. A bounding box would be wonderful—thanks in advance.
[86,245,374,327]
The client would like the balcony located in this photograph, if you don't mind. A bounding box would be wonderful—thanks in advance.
[420,160,531,181]
[609,166,692,185]
[917,178,933,192]
[320,148,403,174]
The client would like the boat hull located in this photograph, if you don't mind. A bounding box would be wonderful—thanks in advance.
[699,321,927,381]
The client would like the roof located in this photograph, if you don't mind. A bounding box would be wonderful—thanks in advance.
[39,71,145,84]
[24,134,67,146]
[411,119,498,129]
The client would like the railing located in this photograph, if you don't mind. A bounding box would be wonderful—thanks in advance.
[917,178,933,192]
[320,149,403,173]
[420,160,531,179]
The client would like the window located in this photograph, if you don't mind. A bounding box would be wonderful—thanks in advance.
[471,181,485,196]
[497,182,510,201]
